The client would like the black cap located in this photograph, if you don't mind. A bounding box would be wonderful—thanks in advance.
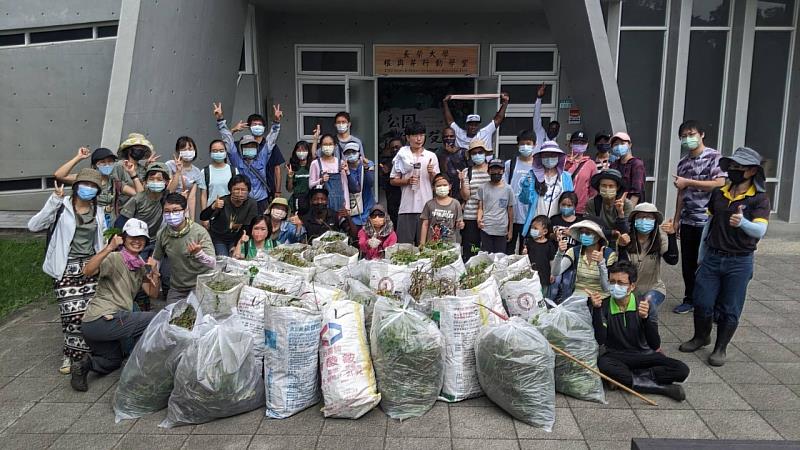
[570,131,588,143]
[307,184,329,199]
[488,159,505,169]
[91,147,117,165]
[594,130,611,144]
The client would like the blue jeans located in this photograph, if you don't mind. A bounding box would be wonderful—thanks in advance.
[214,241,235,256]
[637,290,666,321]
[693,250,754,325]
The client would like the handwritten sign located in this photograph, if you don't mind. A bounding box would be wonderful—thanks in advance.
[374,45,479,76]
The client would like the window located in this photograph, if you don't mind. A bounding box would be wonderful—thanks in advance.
[96,25,118,38]
[492,47,558,75]
[299,114,337,140]
[0,178,44,192]
[499,82,555,107]
[0,33,24,47]
[756,0,795,26]
[691,0,731,26]
[29,27,92,44]
[621,0,668,27]
[0,22,118,47]
[296,46,362,75]
[299,80,346,106]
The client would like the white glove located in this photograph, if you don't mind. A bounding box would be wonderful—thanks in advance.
[367,237,381,249]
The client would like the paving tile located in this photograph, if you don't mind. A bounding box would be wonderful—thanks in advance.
[316,435,383,448]
[634,409,714,439]
[128,409,195,435]
[682,361,724,384]
[7,402,91,434]
[519,440,588,450]
[452,438,520,450]
[711,361,780,384]
[696,410,782,440]
[320,407,386,437]
[571,408,648,440]
[761,362,800,384]
[760,300,800,314]
[0,376,14,389]
[586,441,629,450]
[683,383,751,410]
[384,437,451,450]
[731,384,800,411]
[624,387,693,410]
[566,388,629,409]
[191,409,263,435]
[113,434,188,450]
[386,403,449,437]
[0,432,60,450]
[760,410,800,440]
[738,312,794,328]
[50,433,123,450]
[247,436,318,450]
[449,406,516,439]
[181,434,253,449]
[0,401,34,432]
[257,405,323,436]
[762,326,800,344]
[514,408,582,440]
[734,342,800,363]
[44,373,119,403]
[66,401,136,434]
[446,395,495,407]
[730,326,775,343]
[19,354,64,377]
[0,375,59,402]
[739,301,775,314]
[693,344,751,363]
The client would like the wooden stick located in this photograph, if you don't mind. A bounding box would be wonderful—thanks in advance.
[548,343,658,406]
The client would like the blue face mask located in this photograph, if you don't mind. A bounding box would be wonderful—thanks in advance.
[147,181,166,193]
[579,233,596,247]
[250,124,265,136]
[530,228,541,238]
[560,206,575,217]
[541,157,559,169]
[242,147,258,159]
[518,145,534,157]
[97,165,114,176]
[76,185,98,201]
[345,152,359,163]
[613,144,629,157]
[610,283,629,300]
[634,218,656,234]
[210,151,227,162]
[471,153,486,165]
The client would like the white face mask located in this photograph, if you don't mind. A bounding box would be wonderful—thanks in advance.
[296,151,308,160]
[270,209,287,220]
[435,185,450,197]
[179,150,195,161]
[336,123,349,133]
[321,145,335,156]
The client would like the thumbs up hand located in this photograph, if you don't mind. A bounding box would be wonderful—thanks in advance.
[591,246,605,264]
[212,195,224,210]
[239,229,250,243]
[427,159,436,177]
[730,204,745,228]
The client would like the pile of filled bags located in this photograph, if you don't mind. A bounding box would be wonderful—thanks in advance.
[111,231,605,432]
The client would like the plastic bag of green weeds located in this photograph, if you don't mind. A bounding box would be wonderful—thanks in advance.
[370,297,444,420]
[533,296,606,404]
[475,317,555,431]
[195,271,246,319]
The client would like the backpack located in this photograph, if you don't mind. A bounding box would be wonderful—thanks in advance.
[506,158,517,184]
[45,204,66,257]
[550,245,615,304]
[204,164,237,190]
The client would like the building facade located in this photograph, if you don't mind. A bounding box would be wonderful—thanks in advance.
[2,0,799,222]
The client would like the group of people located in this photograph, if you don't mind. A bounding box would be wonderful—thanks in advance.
[30,89,770,401]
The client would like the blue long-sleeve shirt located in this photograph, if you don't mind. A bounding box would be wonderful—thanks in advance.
[217,119,281,201]
[347,161,375,226]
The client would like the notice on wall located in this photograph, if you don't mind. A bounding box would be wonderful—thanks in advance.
[375,45,480,76]
[568,108,582,125]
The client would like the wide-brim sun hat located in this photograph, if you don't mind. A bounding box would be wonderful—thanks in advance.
[269,197,289,209]
[117,133,154,159]
[468,139,489,152]
[568,220,607,246]
[74,168,103,189]
[629,202,663,226]
[590,168,626,191]
[537,140,565,155]
[719,146,766,192]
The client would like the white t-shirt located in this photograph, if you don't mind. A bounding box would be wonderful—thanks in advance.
[390,149,440,215]
[536,173,563,218]
[450,121,497,150]
[505,157,534,224]
[205,164,238,202]
[165,161,206,193]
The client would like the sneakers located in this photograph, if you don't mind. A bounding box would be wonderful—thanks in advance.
[59,356,72,375]
[70,355,91,392]
[673,303,693,314]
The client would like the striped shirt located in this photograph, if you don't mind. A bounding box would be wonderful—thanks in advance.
[567,247,618,296]
[463,168,490,220]
[676,147,726,227]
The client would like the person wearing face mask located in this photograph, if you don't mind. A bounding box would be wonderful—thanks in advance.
[435,127,469,196]
[586,169,633,248]
[524,215,558,297]
[29,168,107,374]
[379,134,403,227]
[609,132,646,205]
[589,261,690,402]
[458,140,492,260]
[201,139,239,229]
[518,141,575,242]
[550,192,583,248]
[334,111,364,159]
[286,140,312,215]
[671,120,726,315]
[54,147,144,229]
[69,219,160,392]
[680,147,770,367]
[420,174,464,246]
[443,93,510,150]
[504,130,537,255]
[234,199,305,259]
[116,163,178,245]
[594,131,612,171]
[358,204,398,260]
[299,185,353,241]
[551,220,617,300]
[213,102,283,213]
[344,141,375,232]
[619,203,679,322]
[309,133,351,215]
[477,160,515,254]
[199,174,259,256]
[166,136,206,220]
[234,216,272,259]
[114,133,156,205]
[565,131,598,214]
[389,122,440,246]
[153,193,215,304]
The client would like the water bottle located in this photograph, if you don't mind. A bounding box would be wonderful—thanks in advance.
[411,162,421,191]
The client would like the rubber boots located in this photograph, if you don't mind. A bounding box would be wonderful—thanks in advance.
[679,313,712,353]
[708,321,738,367]
[632,369,686,402]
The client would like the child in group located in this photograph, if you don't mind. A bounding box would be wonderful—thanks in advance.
[550,191,583,248]
[524,214,558,297]
[420,174,464,245]
[165,136,206,219]
[477,160,514,254]
[358,204,397,260]
[286,140,312,215]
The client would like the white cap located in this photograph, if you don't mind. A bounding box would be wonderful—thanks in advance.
[343,142,360,152]
[122,218,150,238]
[466,114,481,123]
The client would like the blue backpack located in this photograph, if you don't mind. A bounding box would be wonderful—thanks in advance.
[550,245,614,304]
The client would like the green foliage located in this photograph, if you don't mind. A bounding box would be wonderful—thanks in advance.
[0,237,53,320]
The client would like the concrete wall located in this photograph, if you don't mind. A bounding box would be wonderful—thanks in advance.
[0,0,120,210]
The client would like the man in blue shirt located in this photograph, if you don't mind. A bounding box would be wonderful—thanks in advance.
[212,102,283,213]
[343,142,375,233]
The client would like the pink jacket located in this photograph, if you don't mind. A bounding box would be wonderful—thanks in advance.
[566,155,598,214]
[358,228,397,260]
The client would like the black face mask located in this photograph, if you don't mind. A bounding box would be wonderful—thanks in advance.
[312,203,327,214]
[443,138,456,147]
[489,173,503,183]
[129,147,147,161]
[596,143,611,154]
[547,128,560,140]
[727,169,747,185]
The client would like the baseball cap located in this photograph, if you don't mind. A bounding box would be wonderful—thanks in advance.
[594,130,611,144]
[122,218,150,238]
[343,142,360,153]
[466,114,481,123]
[610,131,632,144]
[240,135,257,146]
[488,159,505,169]
[570,131,588,143]
[91,148,117,165]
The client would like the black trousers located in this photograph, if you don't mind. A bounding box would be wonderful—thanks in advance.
[680,223,704,305]
[505,223,525,255]
[385,188,401,229]
[81,311,156,375]
[461,220,481,262]
[480,231,507,254]
[598,350,690,387]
